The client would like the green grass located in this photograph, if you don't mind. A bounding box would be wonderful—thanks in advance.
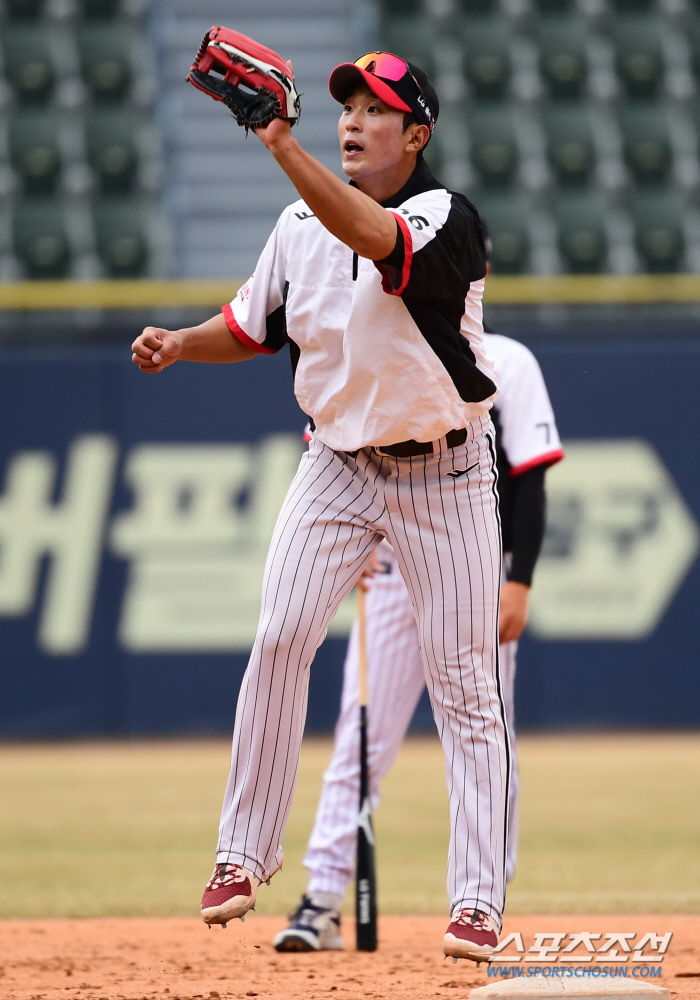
[0,734,698,918]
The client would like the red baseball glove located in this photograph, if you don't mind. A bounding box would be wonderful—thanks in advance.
[187,25,301,132]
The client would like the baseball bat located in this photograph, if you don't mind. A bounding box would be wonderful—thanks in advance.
[355,584,377,952]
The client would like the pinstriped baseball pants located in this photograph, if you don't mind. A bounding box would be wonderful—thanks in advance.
[302,545,520,907]
[216,418,510,923]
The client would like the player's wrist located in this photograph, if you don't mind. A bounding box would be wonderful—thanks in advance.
[164,328,187,360]
[264,128,298,160]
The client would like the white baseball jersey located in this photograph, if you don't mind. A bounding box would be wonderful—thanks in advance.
[302,332,563,896]
[223,160,497,452]
[487,333,563,477]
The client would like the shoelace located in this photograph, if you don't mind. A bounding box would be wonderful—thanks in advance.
[453,908,491,930]
[290,895,332,925]
[206,863,249,890]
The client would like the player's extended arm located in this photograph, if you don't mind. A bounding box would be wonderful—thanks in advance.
[132,312,258,373]
[499,466,546,644]
[255,119,398,261]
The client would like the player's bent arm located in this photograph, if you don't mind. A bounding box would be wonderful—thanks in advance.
[255,121,397,261]
[132,313,258,373]
[498,465,547,643]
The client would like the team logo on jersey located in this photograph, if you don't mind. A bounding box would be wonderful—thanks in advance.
[447,464,478,480]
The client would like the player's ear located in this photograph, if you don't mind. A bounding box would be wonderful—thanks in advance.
[407,124,430,154]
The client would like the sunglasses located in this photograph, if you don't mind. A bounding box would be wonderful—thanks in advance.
[354,51,412,83]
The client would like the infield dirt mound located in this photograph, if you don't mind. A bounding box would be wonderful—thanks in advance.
[1,915,699,1000]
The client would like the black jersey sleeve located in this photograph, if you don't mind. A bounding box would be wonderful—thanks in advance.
[507,465,547,587]
[375,190,487,300]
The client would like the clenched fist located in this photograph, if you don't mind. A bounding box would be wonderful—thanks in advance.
[132,327,183,373]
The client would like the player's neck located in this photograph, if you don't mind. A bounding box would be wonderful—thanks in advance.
[352,156,419,204]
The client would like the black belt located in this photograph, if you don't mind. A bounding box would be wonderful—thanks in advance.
[375,427,467,459]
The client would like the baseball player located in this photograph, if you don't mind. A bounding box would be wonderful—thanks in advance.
[273,329,563,952]
[132,48,508,961]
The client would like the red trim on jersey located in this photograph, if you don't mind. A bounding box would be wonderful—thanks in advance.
[392,213,413,295]
[222,303,277,355]
[375,213,413,296]
[509,448,565,478]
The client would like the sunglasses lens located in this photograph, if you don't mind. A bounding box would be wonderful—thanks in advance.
[354,51,408,82]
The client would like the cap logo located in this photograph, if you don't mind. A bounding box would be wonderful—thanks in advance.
[366,60,376,74]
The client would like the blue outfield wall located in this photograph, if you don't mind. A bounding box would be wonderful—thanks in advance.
[1,327,699,736]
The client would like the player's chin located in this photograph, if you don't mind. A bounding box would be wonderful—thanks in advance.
[340,153,366,177]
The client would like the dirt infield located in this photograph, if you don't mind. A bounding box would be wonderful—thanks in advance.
[1,915,699,1000]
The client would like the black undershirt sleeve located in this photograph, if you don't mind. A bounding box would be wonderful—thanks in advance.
[507,465,547,587]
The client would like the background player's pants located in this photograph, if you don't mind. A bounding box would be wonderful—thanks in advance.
[216,423,510,923]
[303,542,520,903]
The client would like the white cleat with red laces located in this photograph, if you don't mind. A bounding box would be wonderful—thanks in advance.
[443,908,499,963]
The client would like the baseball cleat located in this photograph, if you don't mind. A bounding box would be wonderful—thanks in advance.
[272,895,343,952]
[443,908,499,963]
[201,863,261,926]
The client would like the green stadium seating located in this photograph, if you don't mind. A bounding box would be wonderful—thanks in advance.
[0,0,163,281]
[94,198,148,277]
[475,192,530,273]
[382,0,422,13]
[459,0,497,18]
[13,198,70,278]
[78,0,122,19]
[611,17,664,100]
[85,109,140,193]
[534,18,589,101]
[612,0,654,13]
[621,105,672,186]
[532,0,573,15]
[78,25,133,103]
[468,107,518,188]
[544,104,595,187]
[629,191,685,272]
[1,25,55,104]
[383,15,437,75]
[554,192,608,273]
[377,0,699,273]
[688,19,700,83]
[461,18,512,101]
[9,110,61,195]
[5,0,45,19]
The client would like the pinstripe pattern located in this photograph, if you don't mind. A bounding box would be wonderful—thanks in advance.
[216,419,508,922]
[500,636,519,883]
[304,545,520,906]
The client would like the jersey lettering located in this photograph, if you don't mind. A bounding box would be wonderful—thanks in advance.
[536,422,551,444]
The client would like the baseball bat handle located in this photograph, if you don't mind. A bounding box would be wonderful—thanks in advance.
[357,584,368,708]
[355,584,377,951]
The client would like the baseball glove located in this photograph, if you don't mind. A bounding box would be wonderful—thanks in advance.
[187,25,301,132]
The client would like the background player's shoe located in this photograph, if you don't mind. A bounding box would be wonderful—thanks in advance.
[201,863,260,925]
[443,908,499,962]
[272,895,343,952]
